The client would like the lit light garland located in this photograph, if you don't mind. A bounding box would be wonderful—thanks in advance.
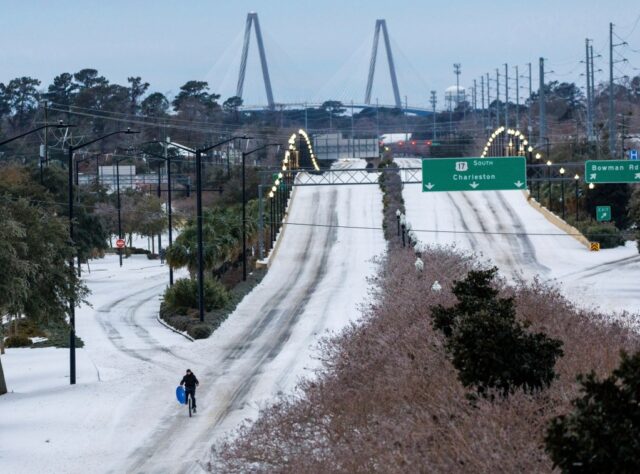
[268,129,319,200]
[480,126,538,160]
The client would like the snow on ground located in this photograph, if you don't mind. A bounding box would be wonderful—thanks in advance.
[0,159,385,474]
[397,157,640,316]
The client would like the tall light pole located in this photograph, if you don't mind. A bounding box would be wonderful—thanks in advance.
[0,121,74,184]
[113,155,131,267]
[559,167,566,220]
[546,160,553,210]
[193,137,248,322]
[574,174,580,221]
[68,128,139,384]
[241,143,280,281]
[430,91,437,140]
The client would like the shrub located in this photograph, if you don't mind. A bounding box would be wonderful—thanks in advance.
[189,323,213,339]
[5,335,33,347]
[163,277,229,313]
[431,267,563,397]
[582,223,624,248]
[545,350,640,472]
[124,246,151,256]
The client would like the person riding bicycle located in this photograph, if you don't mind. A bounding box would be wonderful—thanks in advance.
[180,369,199,412]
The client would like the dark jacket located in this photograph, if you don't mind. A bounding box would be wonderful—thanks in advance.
[180,373,199,389]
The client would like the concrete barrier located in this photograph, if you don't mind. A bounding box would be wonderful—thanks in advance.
[524,191,590,248]
[256,185,299,268]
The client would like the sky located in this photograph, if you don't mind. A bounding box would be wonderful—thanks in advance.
[1,0,639,109]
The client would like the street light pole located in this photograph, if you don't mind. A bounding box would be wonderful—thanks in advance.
[0,121,73,147]
[67,128,138,385]
[193,136,248,322]
[546,160,553,210]
[574,174,580,221]
[559,167,566,220]
[121,143,177,283]
[241,143,280,281]
[0,122,74,185]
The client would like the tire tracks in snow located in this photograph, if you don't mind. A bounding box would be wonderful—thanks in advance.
[124,188,341,473]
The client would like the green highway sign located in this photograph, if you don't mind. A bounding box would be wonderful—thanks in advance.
[585,160,640,184]
[596,206,611,222]
[422,157,527,192]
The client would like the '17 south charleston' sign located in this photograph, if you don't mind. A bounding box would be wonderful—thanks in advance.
[422,157,527,192]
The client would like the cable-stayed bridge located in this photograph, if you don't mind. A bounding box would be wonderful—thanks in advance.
[233,12,430,115]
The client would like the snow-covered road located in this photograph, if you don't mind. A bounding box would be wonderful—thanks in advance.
[3,155,637,473]
[398,157,640,315]
[0,159,386,473]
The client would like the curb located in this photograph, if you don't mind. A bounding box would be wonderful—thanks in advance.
[265,185,298,268]
[156,314,195,342]
[524,190,590,248]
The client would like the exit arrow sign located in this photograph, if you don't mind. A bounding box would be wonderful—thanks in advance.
[422,157,527,192]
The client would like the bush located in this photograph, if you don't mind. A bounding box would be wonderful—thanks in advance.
[545,350,640,472]
[431,267,563,397]
[124,246,151,256]
[163,277,229,313]
[5,335,33,347]
[189,323,213,339]
[582,223,624,248]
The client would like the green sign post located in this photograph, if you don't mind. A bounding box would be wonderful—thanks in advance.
[596,206,611,222]
[421,157,527,192]
[585,160,640,184]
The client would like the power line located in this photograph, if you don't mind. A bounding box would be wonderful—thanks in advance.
[276,220,611,239]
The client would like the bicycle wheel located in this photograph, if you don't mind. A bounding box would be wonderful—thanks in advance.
[188,394,192,417]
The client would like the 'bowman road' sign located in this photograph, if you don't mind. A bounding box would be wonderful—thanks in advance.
[585,160,640,184]
[422,157,527,192]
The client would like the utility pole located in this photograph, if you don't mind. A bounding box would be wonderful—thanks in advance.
[454,63,461,109]
[481,75,486,130]
[585,39,594,141]
[487,73,491,129]
[351,100,355,157]
[42,100,48,184]
[607,24,628,156]
[430,90,437,139]
[376,98,380,138]
[454,63,463,122]
[504,63,509,130]
[496,68,501,127]
[515,65,520,129]
[539,57,547,147]
[609,23,615,156]
[609,23,615,155]
[527,62,532,136]
[473,79,477,124]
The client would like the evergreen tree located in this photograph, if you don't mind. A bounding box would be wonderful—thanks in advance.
[545,351,640,473]
[431,268,563,396]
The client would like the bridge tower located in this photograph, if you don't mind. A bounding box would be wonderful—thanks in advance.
[364,19,402,109]
[236,12,275,109]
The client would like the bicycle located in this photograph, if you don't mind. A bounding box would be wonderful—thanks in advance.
[185,389,195,417]
[176,385,196,417]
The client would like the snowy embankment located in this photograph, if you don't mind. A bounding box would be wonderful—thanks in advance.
[0,159,385,473]
[397,157,639,316]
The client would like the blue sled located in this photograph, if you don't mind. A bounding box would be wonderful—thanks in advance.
[176,385,186,404]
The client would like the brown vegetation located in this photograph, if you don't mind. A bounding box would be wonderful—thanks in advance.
[209,166,640,472]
